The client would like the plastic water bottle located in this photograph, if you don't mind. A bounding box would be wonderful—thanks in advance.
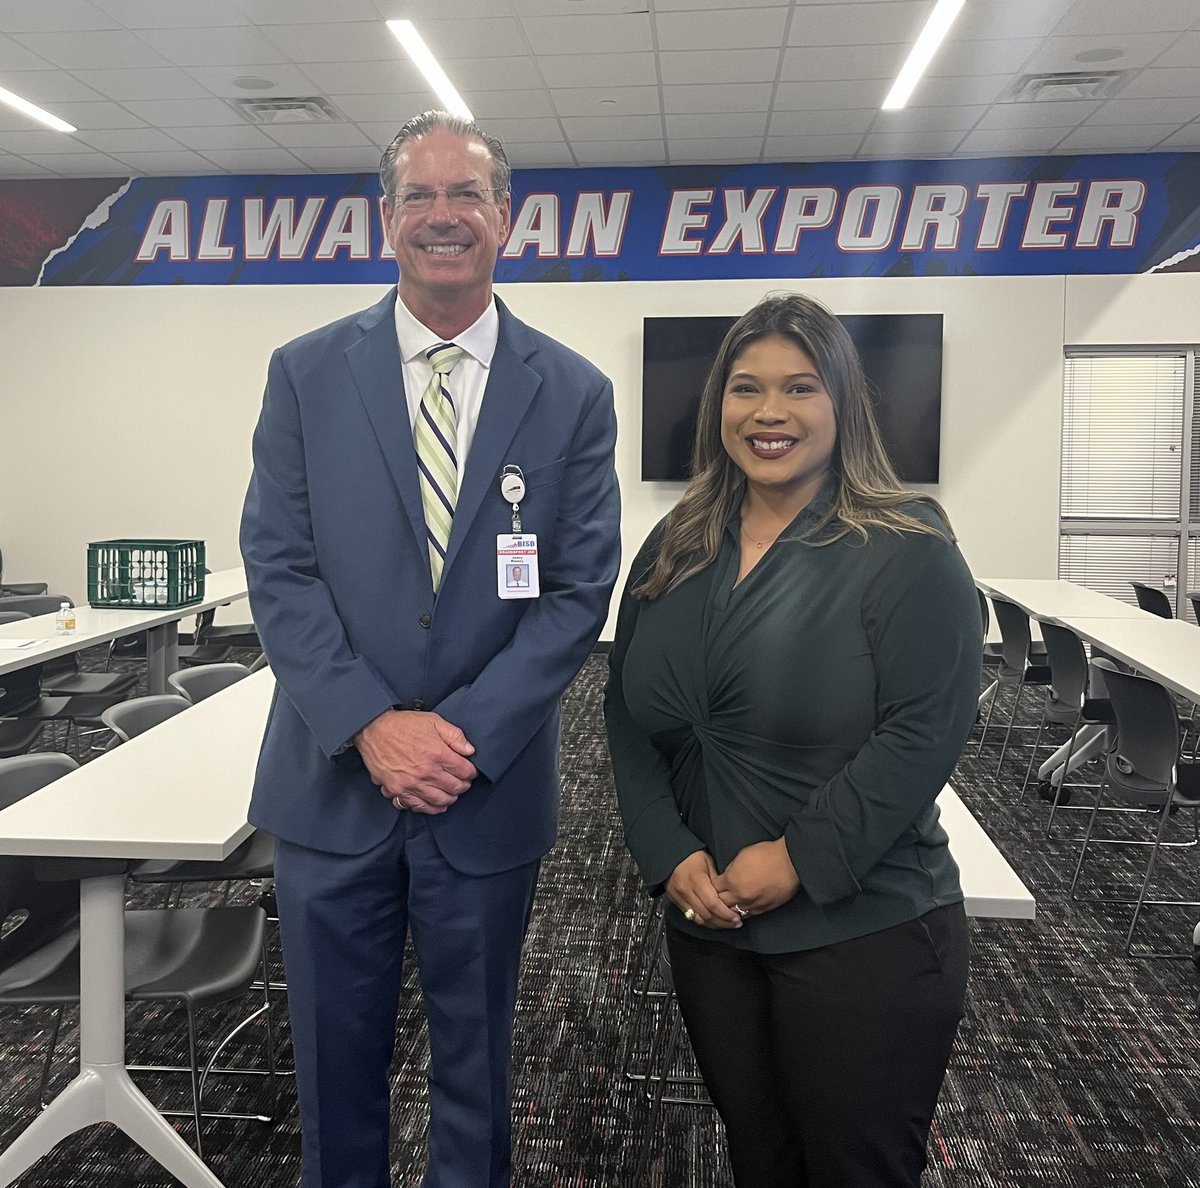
[55,601,76,636]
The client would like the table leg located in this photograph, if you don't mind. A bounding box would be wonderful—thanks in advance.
[144,623,180,696]
[0,874,225,1188]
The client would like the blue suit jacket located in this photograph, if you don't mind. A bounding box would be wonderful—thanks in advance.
[240,290,620,875]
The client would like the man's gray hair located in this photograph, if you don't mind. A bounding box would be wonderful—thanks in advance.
[379,110,511,202]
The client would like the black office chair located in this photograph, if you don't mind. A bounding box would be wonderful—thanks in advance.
[1069,661,1200,957]
[0,753,278,1156]
[1130,580,1174,619]
[0,663,128,756]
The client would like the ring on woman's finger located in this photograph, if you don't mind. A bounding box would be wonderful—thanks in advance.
[733,904,749,918]
[682,906,697,922]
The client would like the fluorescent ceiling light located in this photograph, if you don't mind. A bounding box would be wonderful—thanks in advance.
[386,20,472,120]
[881,0,965,111]
[0,84,75,133]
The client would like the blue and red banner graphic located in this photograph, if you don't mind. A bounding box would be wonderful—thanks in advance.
[3,153,1200,286]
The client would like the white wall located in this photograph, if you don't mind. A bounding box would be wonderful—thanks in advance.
[1,271,1194,637]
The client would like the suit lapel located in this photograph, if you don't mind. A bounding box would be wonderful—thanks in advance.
[442,304,541,582]
[344,290,429,558]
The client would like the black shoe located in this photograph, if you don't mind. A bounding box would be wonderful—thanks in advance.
[1037,781,1072,805]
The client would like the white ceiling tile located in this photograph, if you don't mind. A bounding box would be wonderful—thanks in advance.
[572,140,665,164]
[781,43,902,82]
[787,2,928,47]
[359,121,410,146]
[660,49,779,86]
[466,116,564,143]
[957,127,1074,154]
[74,127,184,152]
[562,114,662,141]
[1050,0,1199,36]
[0,33,51,71]
[666,111,767,138]
[669,137,763,163]
[0,128,86,154]
[763,133,864,159]
[413,18,530,59]
[137,25,290,68]
[1023,32,1179,74]
[908,74,1013,107]
[0,104,74,132]
[1159,122,1200,148]
[767,108,876,136]
[199,146,305,169]
[120,98,242,127]
[183,63,324,97]
[286,146,379,170]
[18,151,127,174]
[110,149,221,172]
[0,70,106,103]
[51,101,147,129]
[404,54,539,92]
[1088,97,1200,126]
[1054,123,1183,151]
[0,1,120,34]
[505,142,576,167]
[976,100,1101,130]
[231,0,383,23]
[871,104,986,133]
[859,130,967,156]
[460,89,556,119]
[1115,68,1200,101]
[551,87,659,118]
[1154,31,1200,69]
[0,155,54,175]
[655,0,792,9]
[258,21,397,63]
[520,13,653,56]
[655,7,789,52]
[774,78,889,110]
[12,29,171,70]
[262,123,372,148]
[510,0,645,13]
[931,37,1040,78]
[953,0,1075,40]
[664,83,774,114]
[232,60,407,96]
[328,94,433,126]
[538,53,657,89]
[169,124,279,150]
[74,67,212,100]
[93,0,247,27]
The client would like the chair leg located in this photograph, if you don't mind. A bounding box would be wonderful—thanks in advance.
[185,1005,205,1161]
[632,993,684,1184]
[1020,704,1050,795]
[996,678,1028,775]
[976,677,1003,754]
[1069,774,1108,899]
[622,907,668,1083]
[1046,714,1082,840]
[36,1006,65,1110]
[1124,799,1182,957]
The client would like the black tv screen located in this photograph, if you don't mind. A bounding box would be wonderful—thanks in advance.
[641,313,943,483]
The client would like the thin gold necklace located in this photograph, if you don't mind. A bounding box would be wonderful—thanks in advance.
[740,523,773,550]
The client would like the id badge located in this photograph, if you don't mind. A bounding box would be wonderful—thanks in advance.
[497,534,539,599]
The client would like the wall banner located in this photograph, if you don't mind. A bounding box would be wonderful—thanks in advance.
[3,152,1200,287]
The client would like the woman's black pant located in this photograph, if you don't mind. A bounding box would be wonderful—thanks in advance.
[666,902,969,1188]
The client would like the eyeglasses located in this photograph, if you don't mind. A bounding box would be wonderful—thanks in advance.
[392,187,505,211]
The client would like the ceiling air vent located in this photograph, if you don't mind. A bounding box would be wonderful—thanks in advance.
[1007,71,1124,103]
[229,96,344,125]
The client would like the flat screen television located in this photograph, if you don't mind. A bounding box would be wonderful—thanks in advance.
[641,313,943,483]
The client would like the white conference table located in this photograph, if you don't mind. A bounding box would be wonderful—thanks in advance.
[0,566,249,694]
[975,577,1150,622]
[0,670,267,1188]
[0,670,1032,1183]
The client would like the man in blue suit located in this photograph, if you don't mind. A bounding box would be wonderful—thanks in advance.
[240,110,621,1188]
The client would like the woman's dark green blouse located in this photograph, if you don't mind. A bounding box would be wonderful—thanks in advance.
[604,492,983,954]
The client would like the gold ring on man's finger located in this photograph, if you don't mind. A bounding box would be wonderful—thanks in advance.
[392,797,407,811]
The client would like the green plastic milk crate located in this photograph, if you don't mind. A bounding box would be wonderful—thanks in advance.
[87,539,206,609]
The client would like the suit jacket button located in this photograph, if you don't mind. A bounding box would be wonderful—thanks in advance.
[419,613,432,628]
[409,699,425,711]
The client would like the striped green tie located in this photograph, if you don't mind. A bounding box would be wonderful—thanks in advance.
[414,342,465,591]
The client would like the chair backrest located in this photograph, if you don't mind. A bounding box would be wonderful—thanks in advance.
[168,662,250,704]
[0,754,82,972]
[248,652,270,674]
[1130,581,1174,619]
[0,594,70,617]
[1189,593,1200,626]
[1091,659,1178,798]
[0,611,31,625]
[0,664,43,718]
[977,588,991,636]
[1040,621,1089,709]
[101,694,190,742]
[989,597,1034,671]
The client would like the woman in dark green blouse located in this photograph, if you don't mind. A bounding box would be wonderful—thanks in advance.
[605,294,981,1187]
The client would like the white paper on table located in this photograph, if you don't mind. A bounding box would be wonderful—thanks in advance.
[0,639,41,650]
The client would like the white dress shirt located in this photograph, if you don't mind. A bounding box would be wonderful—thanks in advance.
[393,290,499,473]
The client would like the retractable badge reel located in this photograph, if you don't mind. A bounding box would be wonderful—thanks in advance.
[497,464,539,599]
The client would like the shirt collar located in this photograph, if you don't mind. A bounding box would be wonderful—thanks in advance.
[393,290,499,369]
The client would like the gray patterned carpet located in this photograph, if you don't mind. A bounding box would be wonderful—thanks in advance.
[0,651,1198,1186]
